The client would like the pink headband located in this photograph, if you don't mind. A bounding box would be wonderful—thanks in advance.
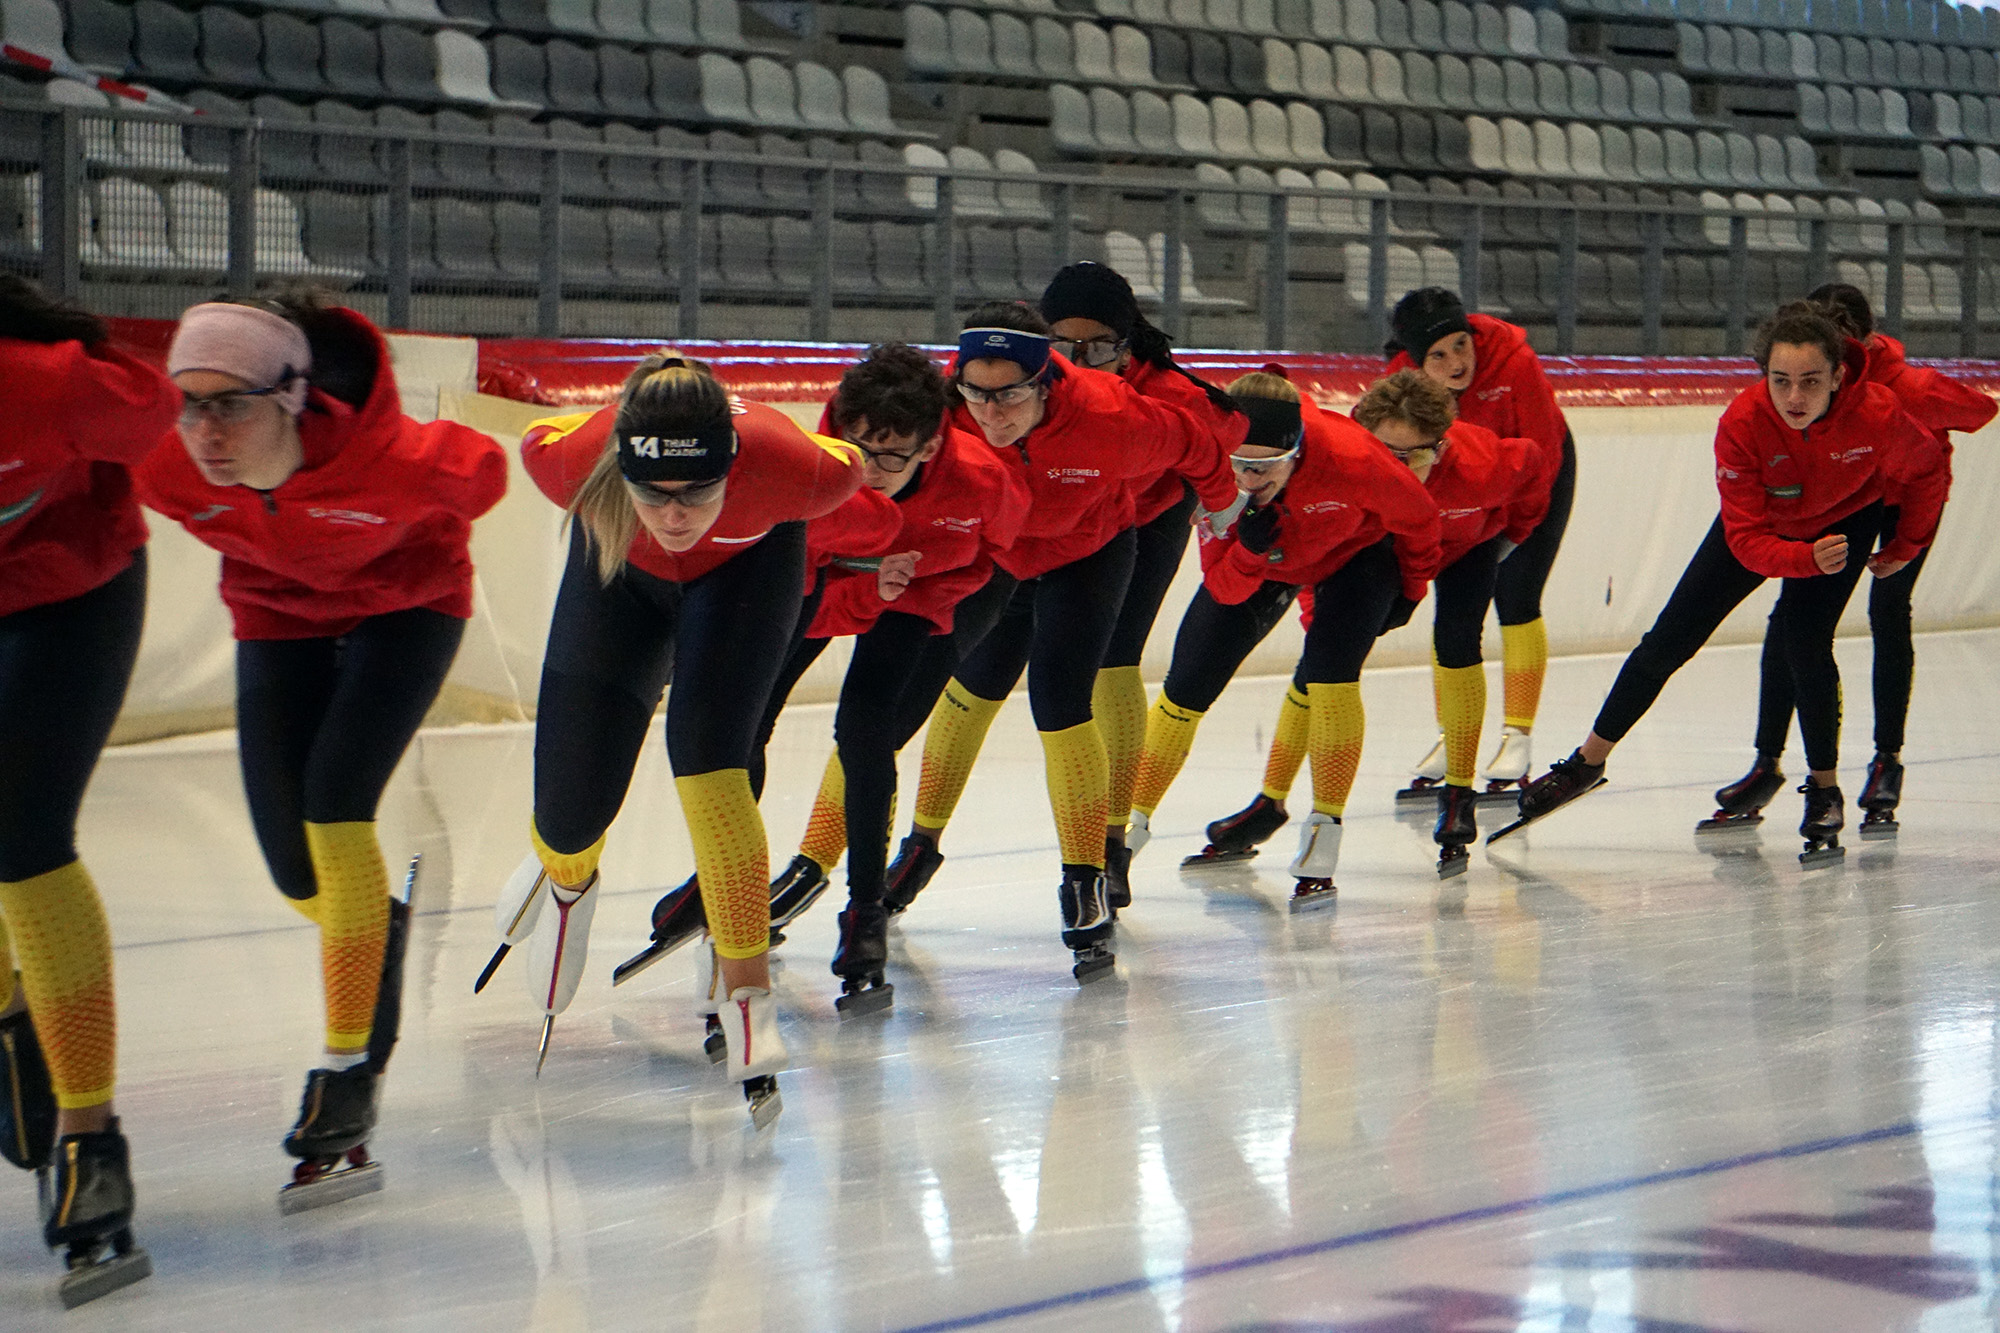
[167,304,313,415]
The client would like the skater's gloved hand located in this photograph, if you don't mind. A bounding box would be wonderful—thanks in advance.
[1237,504,1281,554]
[1812,533,1848,574]
[1866,552,1909,579]
[1380,594,1419,632]
[877,550,921,601]
[1201,490,1250,538]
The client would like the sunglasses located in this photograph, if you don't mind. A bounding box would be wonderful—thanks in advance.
[1051,336,1127,369]
[178,385,286,427]
[955,376,1042,407]
[624,477,726,509]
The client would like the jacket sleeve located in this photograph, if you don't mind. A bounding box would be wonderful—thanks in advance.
[892,559,994,633]
[980,456,1032,555]
[1503,344,1570,491]
[806,485,900,564]
[1713,416,1822,579]
[1114,390,1241,514]
[416,420,509,522]
[1876,407,1952,565]
[1496,435,1551,545]
[1374,461,1444,600]
[519,410,607,508]
[1197,526,1271,606]
[58,343,182,466]
[1899,367,1998,439]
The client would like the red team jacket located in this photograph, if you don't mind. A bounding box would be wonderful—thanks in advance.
[1201,396,1443,605]
[521,397,865,584]
[139,310,508,640]
[1713,340,1949,580]
[1427,420,1548,569]
[948,354,1239,582]
[1389,313,1569,499]
[1863,333,1997,472]
[1120,359,1246,527]
[1,336,179,619]
[804,485,901,580]
[809,423,1031,638]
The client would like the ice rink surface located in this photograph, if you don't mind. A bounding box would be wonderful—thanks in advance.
[4,628,1999,1332]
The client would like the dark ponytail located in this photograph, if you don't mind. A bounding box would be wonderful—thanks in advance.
[220,282,378,409]
[0,273,107,346]
[1127,312,1236,415]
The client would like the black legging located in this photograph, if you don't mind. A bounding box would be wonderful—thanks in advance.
[0,553,146,883]
[236,606,465,900]
[954,529,1138,729]
[1102,490,1196,670]
[1593,504,1882,774]
[532,521,806,857]
[1753,505,1930,758]
[1493,430,1575,626]
[1434,537,1504,669]
[1163,537,1401,712]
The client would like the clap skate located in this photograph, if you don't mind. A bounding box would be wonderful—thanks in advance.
[831,901,893,1017]
[1798,781,1846,868]
[718,986,786,1129]
[1059,864,1116,982]
[1486,749,1607,845]
[475,852,551,994]
[41,1120,151,1308]
[1479,725,1534,802]
[1396,734,1448,803]
[520,866,602,1075]
[1,999,55,1172]
[768,855,831,946]
[882,832,944,917]
[1287,812,1341,912]
[1696,755,1785,838]
[694,941,727,1063]
[612,874,706,987]
[1183,794,1289,866]
[1858,754,1903,841]
[1434,785,1477,880]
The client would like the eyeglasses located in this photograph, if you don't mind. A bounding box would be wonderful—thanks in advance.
[845,435,926,474]
[178,385,285,428]
[955,376,1042,407]
[1229,444,1301,476]
[625,477,726,509]
[1383,437,1443,465]
[1051,336,1127,369]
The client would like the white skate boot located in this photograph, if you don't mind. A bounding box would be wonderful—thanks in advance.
[1397,734,1448,802]
[1126,809,1151,856]
[474,854,551,994]
[695,939,728,1064]
[523,871,600,1074]
[1482,725,1533,798]
[720,987,786,1129]
[1287,812,1342,913]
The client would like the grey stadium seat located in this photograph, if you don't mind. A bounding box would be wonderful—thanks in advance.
[600,45,651,119]
[313,101,381,182]
[546,40,603,116]
[320,20,385,100]
[63,0,132,75]
[561,205,612,283]
[650,50,705,120]
[198,7,263,87]
[262,14,324,93]
[133,1,202,85]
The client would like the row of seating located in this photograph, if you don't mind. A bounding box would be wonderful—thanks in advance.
[1676,22,2000,90]
[1919,142,2000,198]
[1561,0,2000,49]
[1919,90,2000,141]
[1796,83,1982,139]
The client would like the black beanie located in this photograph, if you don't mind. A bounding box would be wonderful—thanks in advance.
[1388,286,1471,361]
[1039,262,1140,341]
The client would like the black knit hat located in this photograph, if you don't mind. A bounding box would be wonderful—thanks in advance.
[1388,286,1471,361]
[1039,262,1140,341]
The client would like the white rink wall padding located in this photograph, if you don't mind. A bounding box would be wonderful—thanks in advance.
[115,337,2000,740]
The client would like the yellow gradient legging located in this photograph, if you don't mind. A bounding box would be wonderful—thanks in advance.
[0,865,116,1110]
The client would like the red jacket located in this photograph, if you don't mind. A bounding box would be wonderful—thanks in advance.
[948,354,1239,581]
[1427,421,1547,569]
[522,398,864,584]
[1200,396,1442,605]
[1,336,179,619]
[1864,334,1997,475]
[1389,313,1569,501]
[139,310,507,640]
[1713,340,1949,579]
[1121,359,1245,527]
[809,424,1030,637]
[805,487,901,577]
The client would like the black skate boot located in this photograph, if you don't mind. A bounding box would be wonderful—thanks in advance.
[831,901,893,1017]
[1059,864,1116,983]
[1798,781,1846,867]
[612,874,707,986]
[1434,784,1478,880]
[40,1119,151,1308]
[1488,749,1607,845]
[366,854,419,1077]
[1858,753,1903,841]
[882,832,944,917]
[1104,837,1133,912]
[1184,794,1290,867]
[0,1000,56,1171]
[1697,754,1785,837]
[769,855,831,947]
[279,1064,382,1214]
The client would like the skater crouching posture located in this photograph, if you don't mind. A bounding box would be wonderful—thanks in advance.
[881,304,1241,981]
[1386,288,1575,794]
[491,355,865,1125]
[138,295,507,1207]
[1196,370,1546,878]
[1508,302,1949,863]
[1126,371,1442,908]
[0,276,177,1305]
[1714,284,1997,838]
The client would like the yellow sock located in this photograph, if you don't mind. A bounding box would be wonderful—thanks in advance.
[1261,685,1311,801]
[530,820,608,888]
[676,769,771,960]
[304,822,390,1054]
[1306,682,1365,817]
[0,863,116,1110]
[1131,693,1206,819]
[912,679,1005,834]
[1093,665,1148,832]
[797,751,847,871]
[1435,663,1487,787]
[1040,721,1109,868]
[1501,619,1548,732]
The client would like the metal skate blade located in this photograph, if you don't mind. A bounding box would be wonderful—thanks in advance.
[1799,843,1847,869]
[472,942,510,994]
[535,1016,554,1077]
[1484,777,1605,845]
[1859,821,1899,841]
[397,852,421,906]
[278,1160,382,1215]
[835,982,894,1018]
[58,1245,152,1308]
[1696,815,1765,834]
[1288,884,1338,913]
[1395,784,1441,803]
[1475,788,1526,806]
[1072,954,1116,984]
[704,1031,727,1065]
[746,1085,783,1131]
[1436,852,1469,880]
[1181,847,1257,868]
[611,933,695,987]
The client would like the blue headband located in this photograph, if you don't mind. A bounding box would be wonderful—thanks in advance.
[956,327,1052,379]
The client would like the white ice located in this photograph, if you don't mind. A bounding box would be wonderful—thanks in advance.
[4,629,1999,1332]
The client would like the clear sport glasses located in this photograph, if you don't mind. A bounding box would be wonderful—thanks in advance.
[178,385,284,428]
[625,477,726,509]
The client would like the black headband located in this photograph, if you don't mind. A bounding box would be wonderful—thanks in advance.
[1234,395,1304,450]
[616,414,737,483]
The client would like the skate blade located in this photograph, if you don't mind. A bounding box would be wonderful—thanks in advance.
[834,982,894,1018]
[1484,777,1605,845]
[744,1081,783,1131]
[1798,843,1847,869]
[1696,814,1765,834]
[278,1159,382,1215]
[1395,783,1441,803]
[58,1246,152,1309]
[611,933,696,987]
[1289,883,1338,913]
[1436,851,1469,880]
[1859,821,1899,842]
[1072,950,1116,984]
[471,942,510,994]
[1475,787,1526,806]
[1181,847,1257,868]
[704,1032,726,1065]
